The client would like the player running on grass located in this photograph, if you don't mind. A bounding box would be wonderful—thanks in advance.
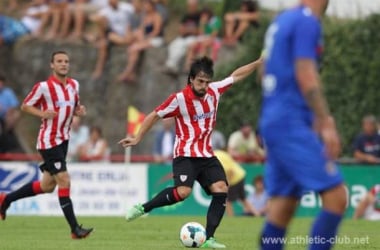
[0,51,93,239]
[119,56,262,249]
[259,0,347,249]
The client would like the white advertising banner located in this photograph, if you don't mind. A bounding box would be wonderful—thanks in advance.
[0,162,148,216]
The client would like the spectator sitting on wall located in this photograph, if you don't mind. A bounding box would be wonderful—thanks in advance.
[67,0,109,42]
[67,116,89,162]
[153,118,175,164]
[353,115,380,164]
[184,7,222,72]
[0,74,22,153]
[78,126,110,162]
[117,0,164,83]
[228,121,265,162]
[44,0,74,40]
[161,0,200,76]
[223,0,259,46]
[88,0,135,79]
[246,175,268,217]
[0,0,49,46]
[353,184,380,220]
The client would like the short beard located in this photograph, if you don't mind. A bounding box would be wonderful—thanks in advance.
[191,87,206,97]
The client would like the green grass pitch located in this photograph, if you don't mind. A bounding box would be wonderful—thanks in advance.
[0,216,377,249]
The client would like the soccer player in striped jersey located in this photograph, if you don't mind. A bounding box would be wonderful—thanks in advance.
[119,56,262,248]
[0,51,93,239]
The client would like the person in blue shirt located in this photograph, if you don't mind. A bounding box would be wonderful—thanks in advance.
[353,115,380,164]
[259,1,347,249]
[0,74,21,153]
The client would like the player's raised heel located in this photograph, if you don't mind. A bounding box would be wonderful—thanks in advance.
[0,193,8,220]
[200,237,226,248]
[71,225,93,239]
[125,204,145,222]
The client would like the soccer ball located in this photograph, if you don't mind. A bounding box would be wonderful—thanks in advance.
[179,222,207,248]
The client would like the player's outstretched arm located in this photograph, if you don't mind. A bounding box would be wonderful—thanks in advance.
[21,104,57,119]
[230,57,263,83]
[118,111,161,148]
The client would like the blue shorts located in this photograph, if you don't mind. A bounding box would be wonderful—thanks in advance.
[263,127,343,198]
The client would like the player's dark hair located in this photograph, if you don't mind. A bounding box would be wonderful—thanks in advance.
[51,50,68,63]
[0,74,5,82]
[187,56,214,84]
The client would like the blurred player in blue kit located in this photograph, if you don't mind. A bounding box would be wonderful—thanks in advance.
[259,0,347,249]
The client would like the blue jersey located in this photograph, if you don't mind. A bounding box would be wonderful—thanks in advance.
[260,5,323,137]
[259,6,343,198]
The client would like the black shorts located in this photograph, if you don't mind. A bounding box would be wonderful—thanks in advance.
[172,156,228,195]
[227,178,246,202]
[38,140,68,175]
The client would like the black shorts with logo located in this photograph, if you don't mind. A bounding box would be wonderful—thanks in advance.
[172,156,228,195]
[38,140,68,175]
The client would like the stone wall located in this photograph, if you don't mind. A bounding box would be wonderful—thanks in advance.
[1,40,182,155]
[1,39,237,155]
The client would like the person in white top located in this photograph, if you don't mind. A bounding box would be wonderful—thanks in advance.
[228,121,265,162]
[89,0,135,79]
[21,0,50,37]
[353,184,380,220]
[78,126,110,162]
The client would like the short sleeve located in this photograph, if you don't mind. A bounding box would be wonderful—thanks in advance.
[155,93,179,118]
[209,76,234,95]
[293,14,320,60]
[23,83,43,107]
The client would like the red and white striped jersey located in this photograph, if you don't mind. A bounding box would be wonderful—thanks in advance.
[23,75,80,150]
[370,185,380,212]
[155,76,234,158]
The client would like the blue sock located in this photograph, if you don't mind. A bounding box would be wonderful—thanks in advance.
[309,209,343,250]
[260,221,286,250]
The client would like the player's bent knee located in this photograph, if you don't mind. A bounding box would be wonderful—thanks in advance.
[55,171,71,188]
[321,184,347,214]
[176,186,192,199]
[210,181,228,193]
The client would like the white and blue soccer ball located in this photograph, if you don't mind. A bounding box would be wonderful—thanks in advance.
[179,222,207,248]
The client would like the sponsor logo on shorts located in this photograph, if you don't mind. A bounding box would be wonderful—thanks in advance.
[54,162,61,170]
[180,175,188,182]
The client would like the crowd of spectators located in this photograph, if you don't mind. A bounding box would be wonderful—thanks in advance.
[2,0,380,168]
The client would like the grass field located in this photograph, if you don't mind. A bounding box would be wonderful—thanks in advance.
[0,216,377,250]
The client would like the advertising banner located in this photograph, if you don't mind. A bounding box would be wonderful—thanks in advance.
[147,164,380,217]
[0,162,147,216]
